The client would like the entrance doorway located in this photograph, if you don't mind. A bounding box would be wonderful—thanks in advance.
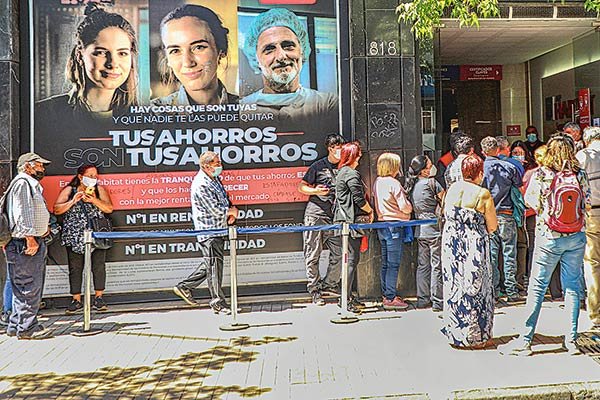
[442,80,502,149]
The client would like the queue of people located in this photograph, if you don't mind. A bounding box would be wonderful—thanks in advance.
[3,124,599,350]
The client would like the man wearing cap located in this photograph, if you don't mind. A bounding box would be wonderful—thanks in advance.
[240,8,338,137]
[4,153,52,339]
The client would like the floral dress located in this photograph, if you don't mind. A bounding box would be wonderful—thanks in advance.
[441,203,494,347]
[61,187,104,254]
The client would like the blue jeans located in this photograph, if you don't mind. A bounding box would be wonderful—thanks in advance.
[491,215,518,298]
[377,227,404,300]
[3,270,12,314]
[522,231,586,343]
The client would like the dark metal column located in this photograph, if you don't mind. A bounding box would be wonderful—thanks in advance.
[347,0,422,298]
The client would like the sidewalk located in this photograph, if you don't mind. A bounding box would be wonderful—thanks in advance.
[0,296,598,399]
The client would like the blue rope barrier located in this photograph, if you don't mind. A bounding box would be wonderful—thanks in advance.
[92,219,438,239]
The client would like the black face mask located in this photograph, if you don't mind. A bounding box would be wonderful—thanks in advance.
[32,170,45,181]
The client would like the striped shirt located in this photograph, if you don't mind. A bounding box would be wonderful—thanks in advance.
[191,169,230,241]
[7,173,50,238]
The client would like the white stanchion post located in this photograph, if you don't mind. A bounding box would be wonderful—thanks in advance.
[73,229,102,336]
[220,226,249,331]
[331,222,359,324]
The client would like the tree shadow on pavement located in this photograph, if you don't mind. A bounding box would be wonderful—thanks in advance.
[0,335,297,399]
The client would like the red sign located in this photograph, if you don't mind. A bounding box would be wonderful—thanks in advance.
[578,88,591,129]
[259,0,316,3]
[506,125,521,136]
[460,65,502,81]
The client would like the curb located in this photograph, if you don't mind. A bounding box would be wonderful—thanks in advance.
[452,381,600,399]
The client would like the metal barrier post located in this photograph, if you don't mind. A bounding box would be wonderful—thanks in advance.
[331,222,359,324]
[72,229,102,337]
[220,226,249,331]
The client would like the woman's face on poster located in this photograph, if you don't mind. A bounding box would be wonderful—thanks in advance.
[162,16,221,93]
[81,27,133,91]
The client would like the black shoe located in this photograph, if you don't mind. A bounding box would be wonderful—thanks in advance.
[417,301,432,309]
[432,305,443,312]
[349,297,365,308]
[347,302,362,314]
[18,327,52,340]
[173,285,197,306]
[6,329,16,337]
[0,313,9,327]
[93,297,108,312]
[506,295,524,304]
[65,299,83,315]
[311,291,326,306]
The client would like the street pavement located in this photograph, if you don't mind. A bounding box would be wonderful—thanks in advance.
[0,296,598,399]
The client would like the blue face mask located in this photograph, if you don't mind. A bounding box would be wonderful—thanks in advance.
[527,133,537,143]
[212,166,223,177]
[512,155,525,163]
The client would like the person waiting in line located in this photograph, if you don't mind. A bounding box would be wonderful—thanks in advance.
[437,128,463,189]
[510,140,536,295]
[152,4,238,106]
[5,153,53,340]
[372,153,412,311]
[480,136,523,303]
[173,151,238,314]
[564,122,585,152]
[441,155,497,349]
[501,135,590,356]
[405,155,444,312]
[523,145,561,300]
[496,136,524,178]
[444,134,475,189]
[297,134,345,306]
[576,126,600,330]
[524,125,544,154]
[334,142,373,313]
[54,165,114,314]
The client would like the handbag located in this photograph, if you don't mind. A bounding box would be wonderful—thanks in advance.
[88,212,114,250]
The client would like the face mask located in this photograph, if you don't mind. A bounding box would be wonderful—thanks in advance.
[334,149,341,159]
[32,170,45,181]
[82,176,97,187]
[527,134,537,143]
[513,155,525,163]
[428,165,437,178]
[212,166,223,177]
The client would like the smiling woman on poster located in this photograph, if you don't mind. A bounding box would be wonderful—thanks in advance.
[152,4,238,106]
[35,4,139,125]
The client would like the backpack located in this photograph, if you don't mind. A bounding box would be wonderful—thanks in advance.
[0,178,29,246]
[545,165,585,233]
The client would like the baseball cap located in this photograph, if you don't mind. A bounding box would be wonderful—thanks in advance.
[17,152,51,168]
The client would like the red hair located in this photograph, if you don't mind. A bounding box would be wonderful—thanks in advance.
[461,155,483,180]
[337,142,362,169]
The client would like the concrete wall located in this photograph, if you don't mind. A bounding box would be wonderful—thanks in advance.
[500,63,528,141]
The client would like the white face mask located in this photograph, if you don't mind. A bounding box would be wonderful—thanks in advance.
[428,165,437,178]
[334,149,341,159]
[82,176,97,188]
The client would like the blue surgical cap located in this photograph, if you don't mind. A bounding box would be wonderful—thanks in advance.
[242,8,311,74]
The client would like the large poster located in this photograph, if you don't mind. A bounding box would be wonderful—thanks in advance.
[32,0,340,295]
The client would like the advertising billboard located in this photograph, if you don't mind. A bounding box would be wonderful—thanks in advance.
[31,0,340,295]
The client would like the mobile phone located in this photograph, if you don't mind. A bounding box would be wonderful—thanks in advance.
[85,186,95,195]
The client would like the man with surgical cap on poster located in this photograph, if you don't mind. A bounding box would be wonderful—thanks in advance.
[241,8,339,136]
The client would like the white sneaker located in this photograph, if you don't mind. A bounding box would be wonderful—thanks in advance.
[498,338,532,357]
[562,340,582,356]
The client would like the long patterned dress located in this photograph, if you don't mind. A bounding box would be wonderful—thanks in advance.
[441,205,494,347]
